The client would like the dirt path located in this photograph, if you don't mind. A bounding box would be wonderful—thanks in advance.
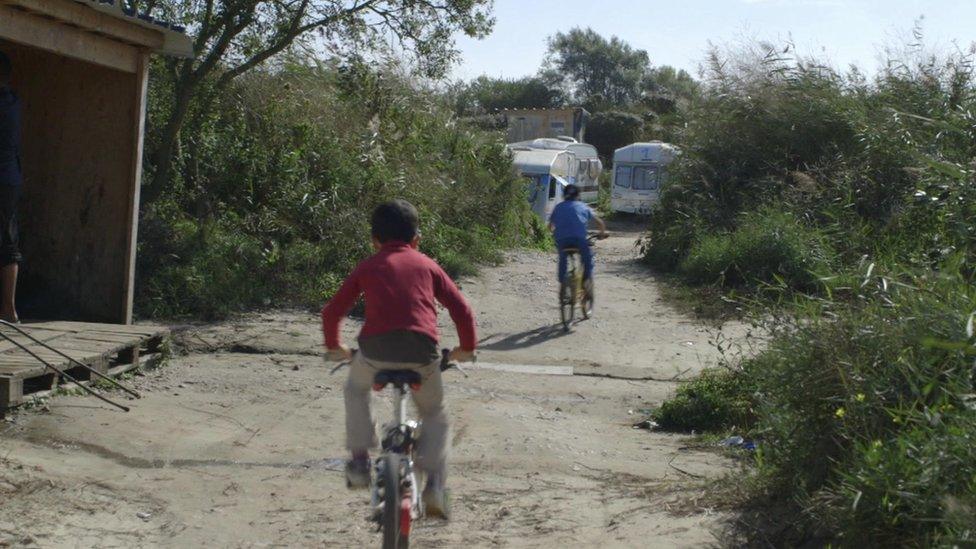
[0,221,748,548]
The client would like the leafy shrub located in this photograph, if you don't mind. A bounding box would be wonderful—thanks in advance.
[137,62,541,318]
[679,209,833,290]
[657,268,976,545]
[652,368,755,432]
[648,39,976,546]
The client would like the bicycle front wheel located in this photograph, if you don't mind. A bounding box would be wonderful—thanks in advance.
[380,454,409,549]
[580,278,593,319]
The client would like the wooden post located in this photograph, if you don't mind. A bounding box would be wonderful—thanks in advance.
[0,375,23,410]
[120,51,150,325]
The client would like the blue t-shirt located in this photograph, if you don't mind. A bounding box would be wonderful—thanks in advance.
[550,200,594,241]
[0,88,21,186]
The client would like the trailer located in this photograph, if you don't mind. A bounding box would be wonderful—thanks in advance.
[610,142,679,214]
[510,148,574,220]
[509,137,602,203]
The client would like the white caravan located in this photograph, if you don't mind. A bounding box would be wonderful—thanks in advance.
[611,142,679,214]
[509,137,603,203]
[510,148,574,220]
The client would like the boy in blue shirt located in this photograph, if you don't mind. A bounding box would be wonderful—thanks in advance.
[547,184,607,285]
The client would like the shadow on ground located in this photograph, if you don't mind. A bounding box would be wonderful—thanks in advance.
[480,323,571,351]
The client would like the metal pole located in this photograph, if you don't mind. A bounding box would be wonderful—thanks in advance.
[0,320,141,399]
[0,331,130,412]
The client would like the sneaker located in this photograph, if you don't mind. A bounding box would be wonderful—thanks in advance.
[345,459,370,489]
[422,485,450,520]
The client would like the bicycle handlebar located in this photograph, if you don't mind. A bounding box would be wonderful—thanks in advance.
[329,348,470,378]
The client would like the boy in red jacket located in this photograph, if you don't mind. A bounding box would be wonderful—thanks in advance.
[322,200,476,519]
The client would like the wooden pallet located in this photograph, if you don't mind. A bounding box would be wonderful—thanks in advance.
[0,321,168,411]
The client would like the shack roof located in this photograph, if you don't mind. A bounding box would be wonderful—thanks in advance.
[6,0,193,57]
[498,107,590,116]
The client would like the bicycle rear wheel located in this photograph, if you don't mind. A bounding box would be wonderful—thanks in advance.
[380,454,409,549]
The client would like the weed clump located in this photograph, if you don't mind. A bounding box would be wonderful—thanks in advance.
[652,368,755,432]
[678,209,833,290]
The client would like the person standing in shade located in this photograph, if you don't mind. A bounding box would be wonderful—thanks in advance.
[0,52,22,323]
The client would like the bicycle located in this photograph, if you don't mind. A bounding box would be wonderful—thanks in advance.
[558,232,607,331]
[332,349,466,549]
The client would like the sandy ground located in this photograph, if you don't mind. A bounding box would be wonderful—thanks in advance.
[0,221,751,548]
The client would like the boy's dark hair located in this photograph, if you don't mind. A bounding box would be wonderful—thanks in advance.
[0,52,10,85]
[371,200,419,243]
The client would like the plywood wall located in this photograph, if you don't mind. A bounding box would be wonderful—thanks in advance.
[1,39,139,322]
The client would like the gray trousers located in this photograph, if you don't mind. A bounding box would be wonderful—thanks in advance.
[344,352,449,482]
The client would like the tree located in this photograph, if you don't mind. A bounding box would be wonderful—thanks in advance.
[455,75,564,115]
[125,0,494,202]
[542,27,649,109]
[642,65,699,105]
[585,111,644,159]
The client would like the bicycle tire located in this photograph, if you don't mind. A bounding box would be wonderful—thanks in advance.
[380,454,402,549]
[580,278,593,319]
[560,270,576,331]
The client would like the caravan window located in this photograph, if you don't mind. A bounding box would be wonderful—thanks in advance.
[548,176,557,199]
[614,165,633,188]
[633,165,661,190]
[588,159,602,179]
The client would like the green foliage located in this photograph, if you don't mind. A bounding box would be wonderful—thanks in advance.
[652,368,755,432]
[647,39,976,546]
[679,209,834,290]
[138,61,540,318]
[585,111,644,159]
[542,27,650,109]
[643,65,700,105]
[453,76,565,115]
[645,40,976,286]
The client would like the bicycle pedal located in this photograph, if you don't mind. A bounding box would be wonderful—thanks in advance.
[367,506,382,524]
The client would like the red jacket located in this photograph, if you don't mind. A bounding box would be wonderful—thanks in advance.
[321,242,477,351]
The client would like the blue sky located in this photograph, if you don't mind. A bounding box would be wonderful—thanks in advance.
[453,0,976,80]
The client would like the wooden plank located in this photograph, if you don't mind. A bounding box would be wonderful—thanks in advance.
[67,333,142,345]
[0,5,139,73]
[0,364,47,377]
[108,351,160,377]
[0,334,65,353]
[121,51,150,325]
[38,336,119,352]
[3,0,165,50]
[23,320,165,337]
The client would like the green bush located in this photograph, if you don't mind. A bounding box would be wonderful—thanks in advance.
[648,40,976,546]
[652,368,755,432]
[137,61,541,318]
[679,210,833,290]
[656,269,976,545]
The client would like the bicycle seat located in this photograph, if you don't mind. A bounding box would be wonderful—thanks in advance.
[562,247,580,254]
[373,369,422,389]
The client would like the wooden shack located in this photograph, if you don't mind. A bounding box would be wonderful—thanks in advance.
[0,0,192,324]
[502,107,589,144]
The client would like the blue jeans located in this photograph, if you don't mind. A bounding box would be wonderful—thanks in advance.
[557,236,593,283]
